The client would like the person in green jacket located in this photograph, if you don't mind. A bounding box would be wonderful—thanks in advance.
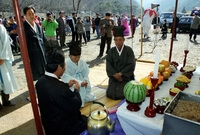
[42,12,58,41]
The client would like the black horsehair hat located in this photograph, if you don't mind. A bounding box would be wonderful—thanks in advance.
[112,26,126,37]
[69,41,82,56]
[46,49,65,72]
[47,49,64,65]
[105,12,111,16]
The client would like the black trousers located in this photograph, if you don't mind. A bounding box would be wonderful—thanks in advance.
[92,27,95,33]
[58,31,66,46]
[99,34,112,56]
[78,32,87,44]
[189,28,198,40]
[72,31,78,42]
[171,26,177,38]
[86,31,90,41]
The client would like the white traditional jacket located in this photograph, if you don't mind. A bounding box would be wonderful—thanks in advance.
[61,58,96,107]
[0,24,18,94]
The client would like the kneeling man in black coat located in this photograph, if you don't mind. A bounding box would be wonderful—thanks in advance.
[35,49,87,135]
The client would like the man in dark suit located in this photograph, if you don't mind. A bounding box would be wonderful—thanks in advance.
[68,13,78,42]
[35,49,87,135]
[23,6,47,81]
[94,13,101,39]
[171,15,179,40]
[98,13,114,57]
[56,11,66,47]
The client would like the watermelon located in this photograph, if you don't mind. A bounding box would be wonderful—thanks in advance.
[124,80,146,103]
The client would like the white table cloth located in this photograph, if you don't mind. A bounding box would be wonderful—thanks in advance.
[117,66,200,135]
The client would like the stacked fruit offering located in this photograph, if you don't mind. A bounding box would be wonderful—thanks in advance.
[159,60,176,81]
[140,60,177,96]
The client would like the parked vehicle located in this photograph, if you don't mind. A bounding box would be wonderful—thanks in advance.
[159,12,185,28]
[185,11,192,16]
[178,16,200,33]
[190,7,200,16]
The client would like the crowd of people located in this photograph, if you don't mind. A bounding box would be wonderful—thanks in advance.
[0,11,140,48]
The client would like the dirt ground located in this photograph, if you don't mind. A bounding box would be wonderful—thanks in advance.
[0,25,200,135]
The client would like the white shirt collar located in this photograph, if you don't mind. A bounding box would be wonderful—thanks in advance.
[45,71,58,79]
[116,44,125,56]
[26,20,37,32]
[62,17,66,24]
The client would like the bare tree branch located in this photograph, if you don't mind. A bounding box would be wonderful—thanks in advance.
[73,0,75,12]
[77,0,82,13]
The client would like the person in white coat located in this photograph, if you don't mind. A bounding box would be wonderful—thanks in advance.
[142,9,157,38]
[61,42,96,107]
[0,24,18,110]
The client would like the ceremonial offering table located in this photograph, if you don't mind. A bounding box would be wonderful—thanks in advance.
[116,66,200,135]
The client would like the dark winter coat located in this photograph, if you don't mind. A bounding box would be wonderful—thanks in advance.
[106,45,136,99]
[23,21,47,80]
[35,75,87,135]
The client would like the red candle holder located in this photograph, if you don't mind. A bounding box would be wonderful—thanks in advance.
[180,50,189,72]
[145,77,158,118]
[126,100,142,112]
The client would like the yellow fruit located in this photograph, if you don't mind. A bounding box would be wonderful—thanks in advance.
[170,88,181,93]
[149,71,161,77]
[146,81,153,90]
[159,64,165,72]
[165,67,172,75]
[176,75,190,83]
[162,71,170,80]
[158,75,164,85]
[140,77,150,86]
[195,90,200,95]
[160,60,170,67]
[146,81,158,90]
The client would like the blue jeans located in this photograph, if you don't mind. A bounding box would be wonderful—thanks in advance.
[95,25,100,38]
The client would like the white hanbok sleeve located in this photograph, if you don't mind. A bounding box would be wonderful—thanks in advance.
[61,72,75,92]
[81,59,91,91]
[61,58,82,91]
[0,24,14,62]
[0,24,18,94]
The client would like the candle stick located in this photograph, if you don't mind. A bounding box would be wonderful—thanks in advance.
[153,50,160,78]
[144,77,159,117]
[180,50,189,72]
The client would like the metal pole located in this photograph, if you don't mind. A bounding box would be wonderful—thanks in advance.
[12,1,44,134]
[140,0,143,56]
[130,0,132,17]
[130,0,133,49]
[169,0,178,62]
[156,7,158,25]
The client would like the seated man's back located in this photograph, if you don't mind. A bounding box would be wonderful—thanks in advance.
[35,48,87,135]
